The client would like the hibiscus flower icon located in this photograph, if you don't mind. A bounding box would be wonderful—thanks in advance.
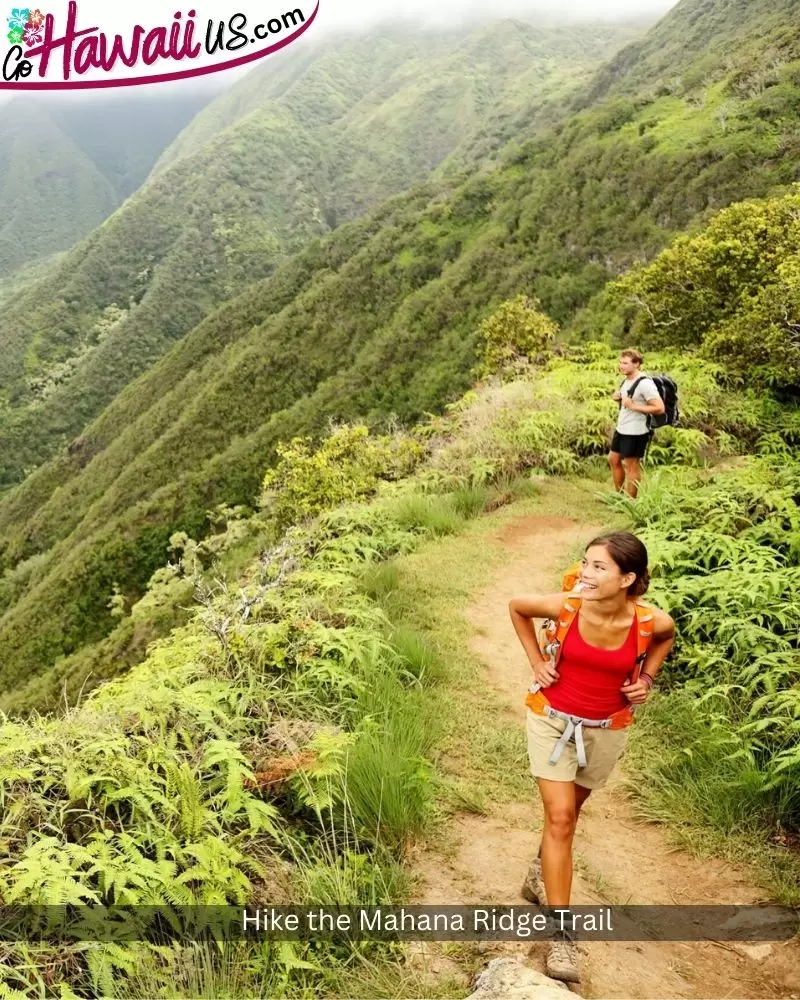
[27,7,44,26]
[22,21,41,45]
[6,25,23,44]
[6,8,30,31]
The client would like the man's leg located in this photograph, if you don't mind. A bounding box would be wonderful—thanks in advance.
[623,457,642,498]
[608,451,625,491]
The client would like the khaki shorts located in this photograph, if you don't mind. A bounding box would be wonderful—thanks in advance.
[526,709,629,789]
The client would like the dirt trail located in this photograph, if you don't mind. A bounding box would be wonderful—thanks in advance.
[413,515,800,1000]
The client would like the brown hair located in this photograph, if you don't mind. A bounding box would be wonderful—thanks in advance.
[585,531,650,597]
[620,348,643,366]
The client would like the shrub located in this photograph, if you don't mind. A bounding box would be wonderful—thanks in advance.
[613,459,800,837]
[262,425,425,531]
[609,190,800,389]
[476,294,560,379]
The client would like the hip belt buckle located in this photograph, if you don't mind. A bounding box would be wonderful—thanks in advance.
[543,706,612,768]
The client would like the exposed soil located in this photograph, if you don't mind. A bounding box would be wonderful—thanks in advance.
[412,515,800,999]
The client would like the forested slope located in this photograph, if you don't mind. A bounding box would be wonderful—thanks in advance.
[583,0,799,105]
[0,102,118,278]
[0,92,211,278]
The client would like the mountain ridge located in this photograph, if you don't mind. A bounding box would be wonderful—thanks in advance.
[0,91,213,278]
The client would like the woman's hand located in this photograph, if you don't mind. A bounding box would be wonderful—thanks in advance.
[612,391,622,402]
[620,678,651,705]
[532,658,559,688]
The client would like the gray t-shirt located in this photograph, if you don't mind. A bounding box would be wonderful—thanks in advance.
[616,375,660,435]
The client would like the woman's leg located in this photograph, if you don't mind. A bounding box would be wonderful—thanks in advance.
[537,778,584,983]
[536,777,580,906]
[537,783,592,859]
[575,783,592,820]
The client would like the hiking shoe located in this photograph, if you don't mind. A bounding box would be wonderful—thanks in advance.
[546,930,581,984]
[520,857,547,905]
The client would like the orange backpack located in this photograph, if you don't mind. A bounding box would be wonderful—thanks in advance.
[527,583,655,730]
[560,562,582,594]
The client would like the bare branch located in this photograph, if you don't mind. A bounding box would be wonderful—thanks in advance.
[627,293,684,328]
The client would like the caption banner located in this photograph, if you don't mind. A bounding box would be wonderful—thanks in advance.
[0,906,796,942]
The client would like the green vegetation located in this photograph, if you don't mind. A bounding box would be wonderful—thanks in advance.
[604,191,800,386]
[0,344,796,993]
[2,164,800,715]
[0,16,676,704]
[49,92,215,203]
[2,332,795,718]
[0,6,799,989]
[476,294,559,378]
[582,0,799,105]
[0,101,117,279]
[0,410,526,997]
[621,460,800,900]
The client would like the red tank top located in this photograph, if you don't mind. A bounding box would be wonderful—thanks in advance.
[546,614,637,720]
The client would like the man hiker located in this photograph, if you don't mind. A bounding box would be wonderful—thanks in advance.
[609,350,665,499]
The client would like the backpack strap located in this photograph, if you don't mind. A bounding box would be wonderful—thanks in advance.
[628,376,645,398]
[631,601,655,683]
[561,563,582,594]
[529,598,657,725]
[540,596,581,669]
[540,597,654,676]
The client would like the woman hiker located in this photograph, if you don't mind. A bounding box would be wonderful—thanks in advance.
[508,531,675,984]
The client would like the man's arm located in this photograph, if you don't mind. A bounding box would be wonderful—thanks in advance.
[621,378,665,416]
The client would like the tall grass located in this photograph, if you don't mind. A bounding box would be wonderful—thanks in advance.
[112,942,277,1000]
[387,624,447,687]
[449,484,494,519]
[388,494,465,537]
[422,348,800,489]
[344,664,438,851]
[3,357,799,992]
[0,469,464,994]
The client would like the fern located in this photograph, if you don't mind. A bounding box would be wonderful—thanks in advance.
[3,838,101,905]
[629,457,800,833]
[174,838,259,905]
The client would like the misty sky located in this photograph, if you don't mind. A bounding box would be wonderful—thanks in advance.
[0,0,679,106]
[66,0,678,33]
[318,0,678,29]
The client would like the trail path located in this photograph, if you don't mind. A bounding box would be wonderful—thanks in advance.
[412,514,800,1000]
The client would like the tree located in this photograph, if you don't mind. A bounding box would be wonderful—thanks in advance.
[608,190,800,389]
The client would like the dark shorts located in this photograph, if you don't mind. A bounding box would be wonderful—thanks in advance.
[610,431,651,460]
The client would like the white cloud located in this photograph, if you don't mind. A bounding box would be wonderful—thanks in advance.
[6,0,679,36]
[314,0,677,30]
[200,0,670,34]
